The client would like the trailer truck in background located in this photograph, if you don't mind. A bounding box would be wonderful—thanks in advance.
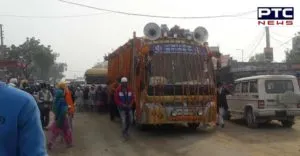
[106,23,218,129]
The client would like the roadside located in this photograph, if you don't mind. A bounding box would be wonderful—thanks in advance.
[48,112,300,156]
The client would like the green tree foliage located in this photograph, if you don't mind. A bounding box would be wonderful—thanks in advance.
[285,49,300,64]
[249,53,265,62]
[285,33,300,63]
[7,37,66,80]
[49,63,67,82]
[93,61,107,68]
[0,45,10,59]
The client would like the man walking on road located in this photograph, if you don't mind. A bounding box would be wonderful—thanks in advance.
[0,81,47,155]
[37,83,53,130]
[217,82,230,128]
[114,77,135,140]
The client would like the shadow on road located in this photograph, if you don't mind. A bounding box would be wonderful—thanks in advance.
[221,119,300,144]
[136,124,214,137]
[229,118,297,130]
[128,124,216,156]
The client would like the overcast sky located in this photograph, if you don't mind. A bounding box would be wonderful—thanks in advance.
[0,0,299,78]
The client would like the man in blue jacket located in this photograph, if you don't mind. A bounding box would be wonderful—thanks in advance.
[0,81,47,156]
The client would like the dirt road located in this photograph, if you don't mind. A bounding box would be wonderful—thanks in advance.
[48,113,300,156]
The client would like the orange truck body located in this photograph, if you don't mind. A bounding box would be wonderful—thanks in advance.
[107,31,217,127]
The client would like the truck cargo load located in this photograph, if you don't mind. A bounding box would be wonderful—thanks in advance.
[85,68,107,85]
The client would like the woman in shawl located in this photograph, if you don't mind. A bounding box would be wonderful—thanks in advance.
[47,82,73,150]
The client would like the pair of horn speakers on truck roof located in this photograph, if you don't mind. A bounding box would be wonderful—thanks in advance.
[143,22,208,44]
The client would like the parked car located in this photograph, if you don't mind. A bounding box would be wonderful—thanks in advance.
[226,75,300,128]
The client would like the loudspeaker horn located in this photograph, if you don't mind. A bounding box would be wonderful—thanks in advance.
[193,26,208,43]
[144,23,161,40]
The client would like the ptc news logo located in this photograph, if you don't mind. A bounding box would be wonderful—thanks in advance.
[257,7,294,25]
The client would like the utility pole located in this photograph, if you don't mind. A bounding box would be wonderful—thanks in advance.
[0,24,3,46]
[264,26,273,62]
[265,26,270,48]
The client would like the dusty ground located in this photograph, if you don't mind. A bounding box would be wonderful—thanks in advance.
[48,112,300,156]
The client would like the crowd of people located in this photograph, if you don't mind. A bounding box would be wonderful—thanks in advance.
[4,78,76,150]
[0,76,230,155]
[0,76,135,156]
[74,84,108,112]
[1,78,49,155]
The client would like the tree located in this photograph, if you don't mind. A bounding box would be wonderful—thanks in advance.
[285,33,300,63]
[93,61,107,68]
[8,40,37,79]
[249,53,265,62]
[285,49,300,64]
[49,63,67,83]
[7,37,66,80]
[31,45,56,80]
[7,38,56,79]
[0,45,10,59]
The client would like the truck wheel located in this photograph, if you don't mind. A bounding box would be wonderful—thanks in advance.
[188,123,200,130]
[246,108,258,128]
[282,120,294,128]
[136,123,149,131]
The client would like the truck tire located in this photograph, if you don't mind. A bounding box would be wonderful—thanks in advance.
[188,123,200,130]
[282,119,295,128]
[246,108,258,128]
[136,123,149,131]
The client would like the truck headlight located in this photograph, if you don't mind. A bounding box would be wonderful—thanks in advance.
[171,111,177,116]
[197,111,202,116]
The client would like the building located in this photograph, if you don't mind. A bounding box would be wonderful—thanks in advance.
[0,60,26,81]
[218,59,300,84]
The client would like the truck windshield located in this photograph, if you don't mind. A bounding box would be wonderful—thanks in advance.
[150,53,214,85]
[265,80,294,94]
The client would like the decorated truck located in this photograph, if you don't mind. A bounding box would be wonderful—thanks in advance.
[106,23,218,129]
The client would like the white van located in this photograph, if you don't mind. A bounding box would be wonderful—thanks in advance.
[227,75,300,128]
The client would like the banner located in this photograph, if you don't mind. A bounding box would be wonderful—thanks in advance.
[151,43,208,55]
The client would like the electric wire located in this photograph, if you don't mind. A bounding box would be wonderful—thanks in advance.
[271,30,291,38]
[270,35,290,48]
[0,12,110,19]
[276,37,294,48]
[246,30,265,60]
[58,0,256,19]
[243,29,265,54]
[271,35,283,44]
